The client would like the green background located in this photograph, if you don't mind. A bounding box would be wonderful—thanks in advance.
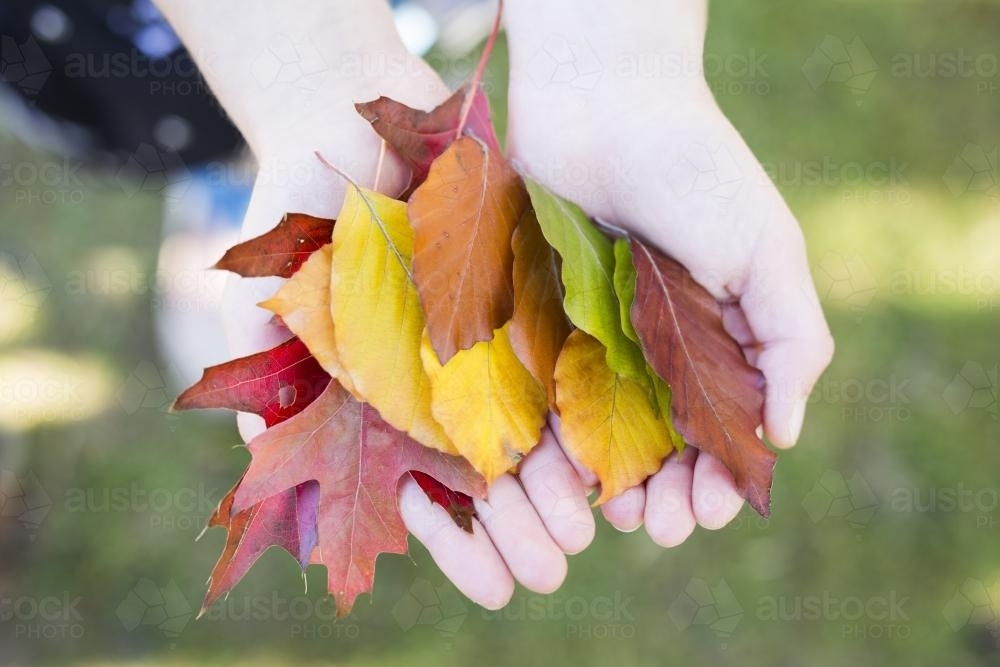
[1,1,998,665]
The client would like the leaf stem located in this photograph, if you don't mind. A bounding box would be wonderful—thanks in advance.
[455,0,503,139]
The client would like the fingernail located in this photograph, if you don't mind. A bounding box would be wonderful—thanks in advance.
[786,399,806,445]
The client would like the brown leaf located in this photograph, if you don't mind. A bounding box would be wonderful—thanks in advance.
[356,84,500,193]
[408,135,528,362]
[509,207,571,405]
[214,213,335,278]
[630,239,776,516]
[232,380,486,616]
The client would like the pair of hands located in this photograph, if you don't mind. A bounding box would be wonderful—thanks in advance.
[157,0,833,609]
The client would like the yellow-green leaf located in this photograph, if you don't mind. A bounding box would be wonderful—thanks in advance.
[525,179,646,383]
[329,185,456,455]
[420,324,547,483]
[554,329,675,504]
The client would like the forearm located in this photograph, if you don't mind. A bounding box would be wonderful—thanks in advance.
[504,0,709,96]
[153,0,415,156]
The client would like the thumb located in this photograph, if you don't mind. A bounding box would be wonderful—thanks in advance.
[739,211,834,448]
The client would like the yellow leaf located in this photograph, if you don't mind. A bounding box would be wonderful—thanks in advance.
[260,245,354,393]
[330,185,456,455]
[554,329,674,504]
[420,325,547,483]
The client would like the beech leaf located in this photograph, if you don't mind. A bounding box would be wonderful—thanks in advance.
[509,207,572,406]
[420,324,547,484]
[356,84,500,193]
[525,179,647,383]
[329,185,457,455]
[260,245,354,391]
[232,380,485,616]
[409,135,528,362]
[214,213,335,278]
[554,330,675,504]
[630,239,776,516]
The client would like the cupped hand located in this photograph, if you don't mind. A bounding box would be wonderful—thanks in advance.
[503,33,834,544]
[220,53,594,610]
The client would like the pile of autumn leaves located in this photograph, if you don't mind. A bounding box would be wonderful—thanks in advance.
[174,84,777,617]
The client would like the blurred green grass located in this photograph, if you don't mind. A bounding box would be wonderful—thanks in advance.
[2,1,999,665]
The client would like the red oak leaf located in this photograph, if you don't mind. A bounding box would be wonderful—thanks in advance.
[173,336,330,428]
[629,238,777,517]
[232,380,486,617]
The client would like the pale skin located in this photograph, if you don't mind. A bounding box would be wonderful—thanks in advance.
[156,0,834,609]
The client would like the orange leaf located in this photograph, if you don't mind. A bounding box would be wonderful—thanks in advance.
[408,135,528,362]
[509,207,571,405]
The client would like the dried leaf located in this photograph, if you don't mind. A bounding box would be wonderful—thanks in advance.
[232,380,485,616]
[356,84,500,192]
[215,213,334,278]
[509,207,572,406]
[173,337,330,428]
[409,135,528,363]
[420,325,547,484]
[554,330,674,504]
[329,186,456,454]
[630,239,776,516]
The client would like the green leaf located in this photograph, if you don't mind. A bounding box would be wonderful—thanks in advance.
[525,179,646,383]
[613,237,640,344]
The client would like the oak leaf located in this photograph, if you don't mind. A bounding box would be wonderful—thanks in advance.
[214,213,334,278]
[630,239,776,516]
[420,325,547,484]
[259,245,354,391]
[232,380,486,616]
[173,336,330,427]
[409,135,528,363]
[554,330,675,504]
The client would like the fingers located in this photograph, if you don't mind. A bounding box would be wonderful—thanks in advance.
[691,452,744,529]
[474,475,568,595]
[399,476,514,609]
[518,428,595,554]
[643,449,697,547]
[739,219,834,448]
[600,485,645,533]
